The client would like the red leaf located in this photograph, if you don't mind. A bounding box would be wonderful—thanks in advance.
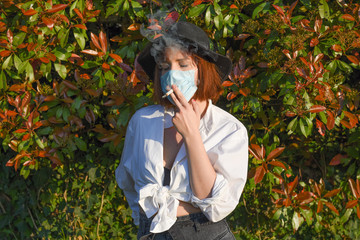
[324,201,339,215]
[310,38,319,47]
[285,111,296,117]
[332,44,342,52]
[239,88,251,96]
[309,105,326,113]
[222,80,234,87]
[268,160,287,170]
[230,4,238,9]
[346,199,358,209]
[47,52,57,62]
[234,34,250,40]
[254,166,266,184]
[340,120,352,129]
[192,0,203,6]
[226,92,237,101]
[316,119,326,136]
[266,147,285,161]
[323,188,341,198]
[73,8,84,19]
[147,24,162,31]
[7,29,13,45]
[68,53,84,66]
[62,80,78,90]
[39,57,50,63]
[349,179,360,198]
[317,200,323,213]
[165,11,179,22]
[341,14,356,21]
[99,31,107,53]
[326,111,335,130]
[357,205,360,219]
[296,67,308,79]
[47,4,68,13]
[102,62,110,71]
[109,53,123,63]
[272,5,285,16]
[23,9,38,16]
[288,176,298,194]
[128,23,141,31]
[74,24,87,30]
[0,50,11,57]
[347,55,359,65]
[90,32,101,51]
[81,49,98,55]
[249,144,264,160]
[329,154,346,166]
[14,129,27,133]
[42,17,55,29]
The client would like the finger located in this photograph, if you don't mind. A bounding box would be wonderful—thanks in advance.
[169,90,183,110]
[172,85,189,107]
[191,99,201,118]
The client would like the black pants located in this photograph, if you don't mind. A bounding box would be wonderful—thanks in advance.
[138,212,235,240]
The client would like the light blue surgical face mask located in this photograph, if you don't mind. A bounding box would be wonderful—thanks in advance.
[160,70,197,105]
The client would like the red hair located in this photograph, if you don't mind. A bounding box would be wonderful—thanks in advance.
[153,55,223,106]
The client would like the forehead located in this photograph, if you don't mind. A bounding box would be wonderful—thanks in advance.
[163,46,191,61]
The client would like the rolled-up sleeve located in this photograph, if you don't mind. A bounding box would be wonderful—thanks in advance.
[115,122,140,225]
[191,126,248,222]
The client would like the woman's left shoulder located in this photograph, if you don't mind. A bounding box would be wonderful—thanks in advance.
[210,104,246,131]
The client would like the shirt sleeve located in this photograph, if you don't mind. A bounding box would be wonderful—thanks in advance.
[191,125,248,222]
[115,122,140,225]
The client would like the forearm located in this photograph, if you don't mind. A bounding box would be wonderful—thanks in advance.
[184,130,216,200]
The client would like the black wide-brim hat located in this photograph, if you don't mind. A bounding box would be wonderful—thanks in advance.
[137,21,232,81]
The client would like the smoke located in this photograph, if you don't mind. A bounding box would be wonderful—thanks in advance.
[140,11,196,65]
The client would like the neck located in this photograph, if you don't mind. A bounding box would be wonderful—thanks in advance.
[197,100,209,118]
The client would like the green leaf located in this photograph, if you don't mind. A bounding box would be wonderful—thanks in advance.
[287,117,298,132]
[205,6,211,27]
[214,2,221,15]
[0,70,7,90]
[53,48,70,61]
[2,55,13,70]
[188,4,207,18]
[54,63,67,79]
[123,0,129,11]
[56,107,63,119]
[13,55,22,70]
[88,167,98,182]
[72,96,82,110]
[327,60,337,73]
[300,208,313,226]
[74,137,87,151]
[337,60,353,74]
[73,28,86,50]
[319,0,330,19]
[340,208,352,224]
[299,118,308,137]
[12,32,27,47]
[292,211,304,231]
[63,107,70,122]
[58,28,70,48]
[319,111,327,124]
[34,133,45,149]
[26,61,35,82]
[78,106,86,119]
[252,2,269,19]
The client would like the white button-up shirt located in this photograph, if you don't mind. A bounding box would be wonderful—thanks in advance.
[115,101,248,233]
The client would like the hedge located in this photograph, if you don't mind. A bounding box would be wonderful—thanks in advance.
[1,0,360,239]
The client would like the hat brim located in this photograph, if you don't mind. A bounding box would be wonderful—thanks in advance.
[137,42,232,82]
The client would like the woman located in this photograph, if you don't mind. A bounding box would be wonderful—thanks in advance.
[116,21,248,240]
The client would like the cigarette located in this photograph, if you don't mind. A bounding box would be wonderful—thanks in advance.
[162,89,173,98]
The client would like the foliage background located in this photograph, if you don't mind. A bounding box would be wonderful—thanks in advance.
[1,0,360,239]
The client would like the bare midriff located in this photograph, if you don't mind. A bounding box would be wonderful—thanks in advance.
[177,200,201,216]
[140,200,201,217]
